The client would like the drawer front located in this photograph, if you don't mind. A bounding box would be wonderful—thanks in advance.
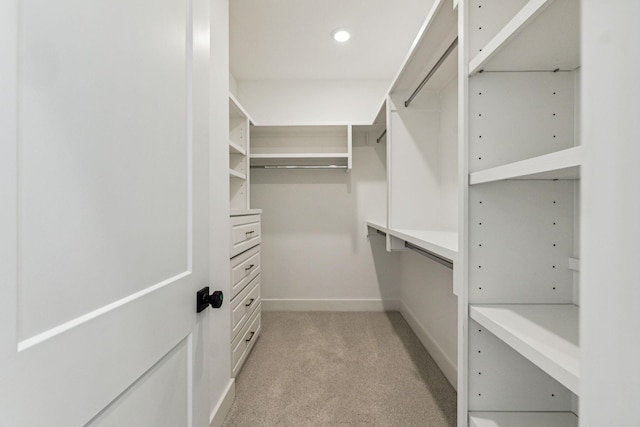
[231,304,261,377]
[230,215,261,257]
[231,275,261,339]
[230,245,260,298]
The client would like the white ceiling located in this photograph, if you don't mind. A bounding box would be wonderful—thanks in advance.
[230,0,435,81]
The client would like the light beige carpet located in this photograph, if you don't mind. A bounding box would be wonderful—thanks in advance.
[223,311,456,427]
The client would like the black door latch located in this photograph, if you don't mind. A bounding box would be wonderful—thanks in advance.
[196,287,224,313]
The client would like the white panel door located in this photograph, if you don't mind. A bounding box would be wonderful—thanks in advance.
[0,0,211,425]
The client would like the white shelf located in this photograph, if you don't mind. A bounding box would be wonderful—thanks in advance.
[229,141,246,155]
[470,146,582,185]
[230,209,262,217]
[366,221,458,263]
[388,0,457,94]
[251,153,348,159]
[469,0,579,74]
[470,304,579,394]
[469,412,578,427]
[229,169,246,180]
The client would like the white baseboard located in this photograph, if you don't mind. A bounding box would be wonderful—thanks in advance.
[400,301,457,390]
[261,298,400,312]
[209,379,235,427]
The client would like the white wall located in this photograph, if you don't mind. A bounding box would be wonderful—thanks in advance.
[237,79,388,125]
[251,137,400,310]
[399,252,458,388]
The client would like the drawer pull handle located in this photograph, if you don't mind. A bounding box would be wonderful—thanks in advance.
[245,298,255,307]
[245,230,255,236]
[245,331,255,342]
[244,264,255,271]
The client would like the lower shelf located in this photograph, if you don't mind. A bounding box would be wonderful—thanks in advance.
[470,304,579,395]
[469,411,577,427]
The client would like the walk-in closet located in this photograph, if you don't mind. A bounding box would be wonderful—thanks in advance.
[222,0,639,426]
[2,0,638,425]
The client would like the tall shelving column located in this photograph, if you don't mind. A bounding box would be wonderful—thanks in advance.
[229,93,252,210]
[460,0,581,426]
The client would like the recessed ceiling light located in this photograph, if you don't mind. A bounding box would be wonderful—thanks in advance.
[332,29,351,43]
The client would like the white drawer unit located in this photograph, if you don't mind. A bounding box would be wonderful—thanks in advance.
[229,210,262,378]
[230,244,260,299]
[231,275,261,339]
[231,303,261,377]
[230,214,261,257]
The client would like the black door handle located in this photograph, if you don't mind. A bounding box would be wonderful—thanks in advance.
[196,287,223,313]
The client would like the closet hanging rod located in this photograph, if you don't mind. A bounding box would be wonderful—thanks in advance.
[404,37,458,108]
[250,165,348,170]
[404,242,453,270]
[376,129,387,143]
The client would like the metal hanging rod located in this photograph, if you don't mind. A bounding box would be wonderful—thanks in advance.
[250,165,348,170]
[376,129,387,143]
[404,37,458,108]
[404,242,453,270]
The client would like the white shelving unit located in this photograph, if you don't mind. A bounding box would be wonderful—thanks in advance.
[462,0,581,424]
[250,125,353,169]
[229,93,253,210]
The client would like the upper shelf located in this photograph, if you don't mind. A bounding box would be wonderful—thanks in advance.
[388,0,458,95]
[470,304,579,395]
[469,0,580,74]
[469,412,578,427]
[469,146,582,185]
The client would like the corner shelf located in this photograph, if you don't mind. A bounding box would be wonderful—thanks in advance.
[469,146,582,185]
[469,412,578,427]
[470,304,579,395]
[469,0,579,74]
